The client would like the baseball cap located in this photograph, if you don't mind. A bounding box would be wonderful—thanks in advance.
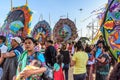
[12,37,22,44]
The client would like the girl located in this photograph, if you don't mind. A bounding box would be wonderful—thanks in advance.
[54,54,64,80]
[60,44,70,80]
[95,45,111,80]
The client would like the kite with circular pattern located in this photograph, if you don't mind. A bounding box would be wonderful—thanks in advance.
[53,18,78,42]
[32,20,51,42]
[2,4,32,38]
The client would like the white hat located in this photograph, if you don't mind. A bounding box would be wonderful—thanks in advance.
[12,37,22,44]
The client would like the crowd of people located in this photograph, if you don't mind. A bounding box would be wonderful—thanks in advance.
[0,35,119,80]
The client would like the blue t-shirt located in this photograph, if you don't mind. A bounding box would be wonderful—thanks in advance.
[95,47,102,58]
[27,52,45,65]
[8,45,23,57]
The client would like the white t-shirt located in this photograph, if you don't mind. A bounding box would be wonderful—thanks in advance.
[0,44,8,53]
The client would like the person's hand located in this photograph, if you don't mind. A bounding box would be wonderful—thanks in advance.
[1,54,5,58]
[95,58,99,61]
[12,76,16,80]
[20,70,33,79]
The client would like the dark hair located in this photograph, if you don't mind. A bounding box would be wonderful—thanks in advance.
[99,35,103,38]
[47,40,53,44]
[24,37,36,43]
[103,45,110,52]
[85,45,91,53]
[109,63,120,80]
[0,36,6,43]
[34,40,39,46]
[61,44,66,51]
[74,41,84,51]
[56,54,63,66]
[33,59,41,67]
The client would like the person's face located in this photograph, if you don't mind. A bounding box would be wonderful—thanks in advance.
[0,39,3,44]
[11,39,17,47]
[99,37,103,41]
[30,59,39,66]
[24,39,35,51]
[45,42,51,47]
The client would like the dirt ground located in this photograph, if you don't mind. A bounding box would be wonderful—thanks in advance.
[68,67,73,80]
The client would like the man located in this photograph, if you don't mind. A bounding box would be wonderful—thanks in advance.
[1,37,23,80]
[45,40,57,67]
[96,35,105,46]
[0,36,8,79]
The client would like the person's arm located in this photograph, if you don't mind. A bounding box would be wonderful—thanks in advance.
[2,51,15,58]
[0,57,4,64]
[70,54,76,66]
[96,57,106,63]
[70,60,76,66]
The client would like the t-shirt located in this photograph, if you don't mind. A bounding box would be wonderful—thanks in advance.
[54,63,64,71]
[0,43,8,68]
[0,43,8,53]
[72,51,88,74]
[60,50,70,65]
[27,52,45,66]
[95,47,102,58]
[13,46,23,57]
[45,46,57,66]
[87,53,95,65]
[2,46,23,80]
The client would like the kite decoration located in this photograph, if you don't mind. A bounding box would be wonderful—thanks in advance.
[0,0,32,48]
[101,0,120,60]
[53,18,78,42]
[1,3,32,38]
[32,20,51,43]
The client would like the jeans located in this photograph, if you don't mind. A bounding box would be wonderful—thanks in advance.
[0,68,3,80]
[63,64,69,80]
[73,73,86,80]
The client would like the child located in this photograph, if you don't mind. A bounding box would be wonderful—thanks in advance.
[16,59,42,80]
[54,54,64,80]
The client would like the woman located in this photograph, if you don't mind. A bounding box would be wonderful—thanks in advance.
[95,45,110,80]
[60,44,70,80]
[54,54,64,80]
[85,45,95,80]
[15,37,46,80]
[71,41,88,80]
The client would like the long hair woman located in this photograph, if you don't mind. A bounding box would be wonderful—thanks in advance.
[70,41,88,80]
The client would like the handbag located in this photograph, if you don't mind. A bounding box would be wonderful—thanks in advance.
[41,64,54,80]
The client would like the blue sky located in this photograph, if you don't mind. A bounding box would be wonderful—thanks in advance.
[0,0,107,37]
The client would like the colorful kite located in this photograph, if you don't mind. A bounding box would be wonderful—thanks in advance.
[32,20,51,42]
[101,0,120,60]
[2,4,32,38]
[53,18,78,42]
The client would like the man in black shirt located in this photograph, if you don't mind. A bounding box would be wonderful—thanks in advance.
[45,40,57,67]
